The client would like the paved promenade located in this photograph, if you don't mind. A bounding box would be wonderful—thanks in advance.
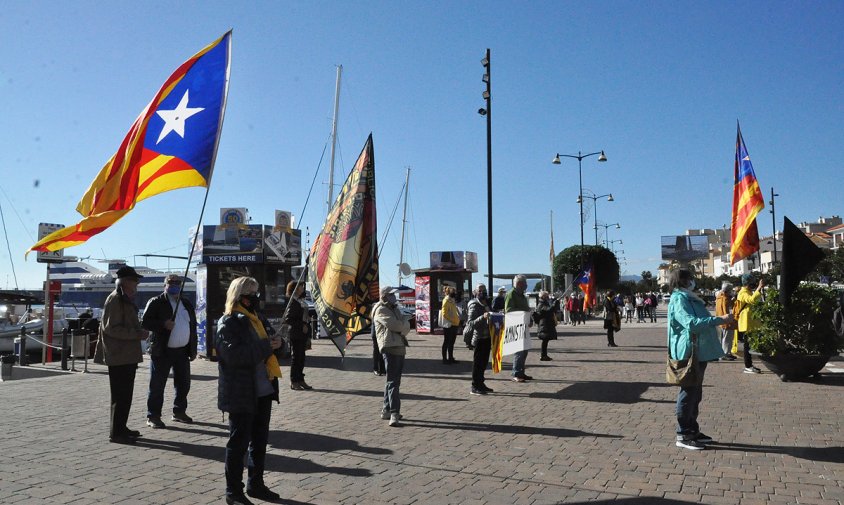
[2,313,842,505]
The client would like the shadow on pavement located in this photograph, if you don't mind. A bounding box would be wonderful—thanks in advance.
[566,359,653,364]
[529,381,673,404]
[269,430,391,455]
[301,355,469,376]
[710,442,844,464]
[314,388,467,402]
[402,418,620,439]
[565,498,697,505]
[135,438,372,477]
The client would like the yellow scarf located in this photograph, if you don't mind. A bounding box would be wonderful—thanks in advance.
[234,303,282,380]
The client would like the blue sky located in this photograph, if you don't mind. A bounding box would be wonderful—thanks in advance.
[2,1,842,290]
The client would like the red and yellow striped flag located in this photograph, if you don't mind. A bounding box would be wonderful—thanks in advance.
[730,123,765,265]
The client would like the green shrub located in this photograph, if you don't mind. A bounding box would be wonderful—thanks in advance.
[746,284,842,356]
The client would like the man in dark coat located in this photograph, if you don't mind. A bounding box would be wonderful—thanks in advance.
[101,266,149,444]
[142,274,197,428]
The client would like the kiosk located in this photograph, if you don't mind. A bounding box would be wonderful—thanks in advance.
[414,251,477,335]
[195,212,302,360]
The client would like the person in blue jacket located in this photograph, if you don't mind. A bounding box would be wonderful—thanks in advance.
[667,268,734,451]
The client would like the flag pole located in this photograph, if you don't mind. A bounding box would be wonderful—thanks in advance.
[171,30,232,317]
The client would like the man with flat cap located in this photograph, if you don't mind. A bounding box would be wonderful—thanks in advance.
[142,274,198,429]
[101,266,149,444]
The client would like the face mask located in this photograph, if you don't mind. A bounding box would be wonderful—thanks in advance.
[166,285,181,296]
[687,280,696,291]
[243,293,260,309]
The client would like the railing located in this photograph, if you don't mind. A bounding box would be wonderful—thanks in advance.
[15,326,95,373]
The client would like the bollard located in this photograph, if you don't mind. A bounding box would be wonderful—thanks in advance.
[61,328,69,371]
[82,333,90,373]
[18,326,28,366]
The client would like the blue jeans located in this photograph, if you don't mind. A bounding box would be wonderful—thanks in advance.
[225,395,273,496]
[511,350,528,377]
[147,346,191,418]
[382,351,405,414]
[675,361,707,438]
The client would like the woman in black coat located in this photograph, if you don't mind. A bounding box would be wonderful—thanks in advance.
[536,291,558,361]
[603,290,620,347]
[216,276,282,504]
[283,280,312,390]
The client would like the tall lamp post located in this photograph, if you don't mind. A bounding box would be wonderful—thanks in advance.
[595,222,621,247]
[479,49,493,290]
[769,187,780,269]
[552,150,607,266]
[578,190,614,245]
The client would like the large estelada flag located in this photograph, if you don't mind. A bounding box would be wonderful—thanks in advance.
[576,264,596,308]
[308,135,379,355]
[28,32,231,254]
[780,216,826,306]
[729,122,765,265]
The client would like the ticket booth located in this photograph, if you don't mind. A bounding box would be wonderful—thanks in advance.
[195,218,302,360]
[414,251,477,335]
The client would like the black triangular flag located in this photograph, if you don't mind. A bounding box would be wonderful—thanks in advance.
[780,216,826,306]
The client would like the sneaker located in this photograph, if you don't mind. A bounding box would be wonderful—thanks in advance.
[743,366,762,374]
[724,354,737,361]
[290,382,305,390]
[521,374,534,381]
[675,438,706,450]
[146,417,166,429]
[373,370,384,376]
[389,413,401,427]
[511,376,525,383]
[124,429,141,438]
[480,385,494,393]
[171,412,193,424]
[540,356,552,361]
[380,409,390,420]
[470,386,487,395]
[693,432,713,444]
[299,381,313,390]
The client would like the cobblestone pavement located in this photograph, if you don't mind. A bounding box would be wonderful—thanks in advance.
[2,313,842,505]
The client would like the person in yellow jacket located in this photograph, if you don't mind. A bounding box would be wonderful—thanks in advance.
[440,287,461,364]
[715,282,737,361]
[735,273,765,374]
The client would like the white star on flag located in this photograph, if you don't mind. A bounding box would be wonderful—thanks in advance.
[155,89,204,144]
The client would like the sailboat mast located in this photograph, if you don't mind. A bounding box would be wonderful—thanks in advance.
[327,64,342,209]
[550,210,555,294]
[397,167,411,286]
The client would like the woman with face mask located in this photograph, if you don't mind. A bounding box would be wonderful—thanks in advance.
[216,277,283,504]
[283,281,312,390]
[667,268,734,451]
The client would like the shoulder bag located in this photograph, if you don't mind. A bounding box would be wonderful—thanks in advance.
[666,334,702,387]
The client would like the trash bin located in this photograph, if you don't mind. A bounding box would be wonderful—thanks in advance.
[71,332,90,358]
[1,354,15,381]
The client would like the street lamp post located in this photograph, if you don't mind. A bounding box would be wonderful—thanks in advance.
[607,239,623,254]
[578,190,614,245]
[552,150,607,266]
[595,222,621,247]
[479,49,493,291]
[769,187,780,269]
